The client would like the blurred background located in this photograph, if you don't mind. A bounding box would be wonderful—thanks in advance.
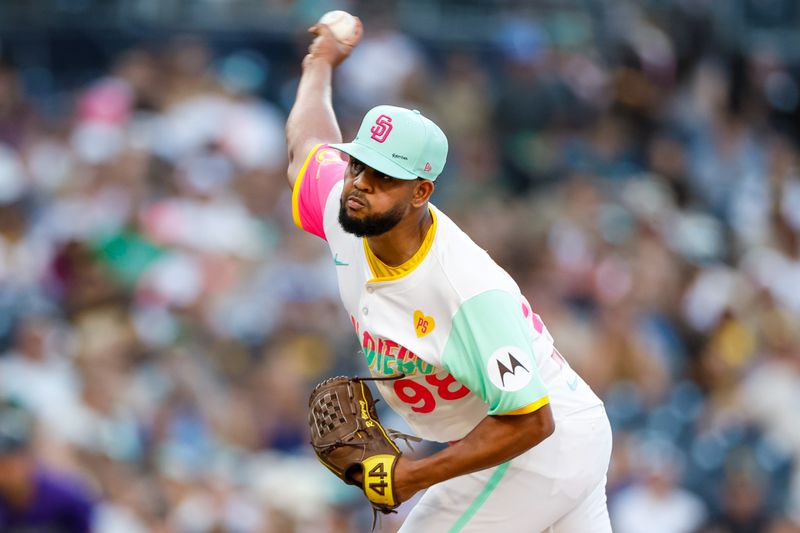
[0,0,799,531]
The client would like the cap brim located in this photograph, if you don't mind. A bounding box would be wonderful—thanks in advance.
[329,142,419,180]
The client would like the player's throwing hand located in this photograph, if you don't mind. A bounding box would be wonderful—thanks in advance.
[304,19,362,68]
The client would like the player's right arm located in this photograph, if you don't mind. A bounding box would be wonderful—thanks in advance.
[285,24,359,189]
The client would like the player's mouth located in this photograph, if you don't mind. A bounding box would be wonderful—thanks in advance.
[346,195,367,210]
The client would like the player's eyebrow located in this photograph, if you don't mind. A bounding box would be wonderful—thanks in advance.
[348,157,368,171]
[349,157,394,180]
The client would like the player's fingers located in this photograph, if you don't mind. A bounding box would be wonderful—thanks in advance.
[313,23,336,39]
[308,24,337,55]
[308,34,325,54]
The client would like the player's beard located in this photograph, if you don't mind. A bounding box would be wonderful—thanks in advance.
[338,198,406,237]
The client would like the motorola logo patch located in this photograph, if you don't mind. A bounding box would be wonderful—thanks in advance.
[487,347,533,391]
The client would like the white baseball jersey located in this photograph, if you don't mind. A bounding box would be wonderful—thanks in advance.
[293,145,603,443]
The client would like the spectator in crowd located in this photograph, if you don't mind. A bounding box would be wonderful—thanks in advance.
[611,439,707,533]
[0,399,95,533]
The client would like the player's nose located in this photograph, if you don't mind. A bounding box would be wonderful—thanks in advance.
[352,171,371,191]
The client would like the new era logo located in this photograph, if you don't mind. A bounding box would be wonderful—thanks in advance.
[424,162,432,172]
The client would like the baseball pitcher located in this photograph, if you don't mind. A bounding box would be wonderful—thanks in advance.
[286,18,613,533]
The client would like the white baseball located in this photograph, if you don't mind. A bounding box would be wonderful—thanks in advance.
[318,10,362,46]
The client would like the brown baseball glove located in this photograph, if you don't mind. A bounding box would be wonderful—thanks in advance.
[308,375,418,513]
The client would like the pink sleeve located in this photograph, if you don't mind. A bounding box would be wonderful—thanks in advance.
[291,144,347,240]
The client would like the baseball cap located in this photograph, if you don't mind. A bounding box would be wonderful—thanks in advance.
[330,105,448,181]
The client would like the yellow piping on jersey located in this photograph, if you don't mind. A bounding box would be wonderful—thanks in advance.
[365,208,437,282]
[500,396,550,416]
[291,143,323,230]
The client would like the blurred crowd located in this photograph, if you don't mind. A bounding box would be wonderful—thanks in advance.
[1,1,800,532]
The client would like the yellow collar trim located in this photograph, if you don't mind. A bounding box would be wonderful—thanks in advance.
[364,208,437,282]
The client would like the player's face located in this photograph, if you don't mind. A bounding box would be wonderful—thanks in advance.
[338,157,414,237]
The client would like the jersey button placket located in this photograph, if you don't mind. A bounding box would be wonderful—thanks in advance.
[362,284,375,317]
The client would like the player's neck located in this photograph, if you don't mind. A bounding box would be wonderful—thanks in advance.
[367,205,432,267]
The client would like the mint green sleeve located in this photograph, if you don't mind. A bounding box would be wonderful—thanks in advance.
[441,290,549,415]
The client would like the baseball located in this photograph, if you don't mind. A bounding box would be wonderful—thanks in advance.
[318,10,362,46]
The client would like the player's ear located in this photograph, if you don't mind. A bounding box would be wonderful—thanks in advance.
[410,179,434,208]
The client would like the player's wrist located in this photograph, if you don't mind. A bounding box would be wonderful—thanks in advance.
[302,53,336,71]
[395,456,428,501]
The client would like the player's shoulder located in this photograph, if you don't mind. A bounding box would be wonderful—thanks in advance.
[315,143,348,164]
[430,206,520,302]
[299,143,349,189]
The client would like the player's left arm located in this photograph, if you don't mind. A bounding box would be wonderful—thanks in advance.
[394,289,556,502]
[395,405,553,501]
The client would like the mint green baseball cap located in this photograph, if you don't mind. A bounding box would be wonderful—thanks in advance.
[330,105,448,181]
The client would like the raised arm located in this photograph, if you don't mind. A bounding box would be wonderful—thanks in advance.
[285,23,361,188]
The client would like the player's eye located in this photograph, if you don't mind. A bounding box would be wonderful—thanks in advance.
[349,158,365,175]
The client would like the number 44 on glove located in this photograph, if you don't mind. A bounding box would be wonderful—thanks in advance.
[308,375,420,513]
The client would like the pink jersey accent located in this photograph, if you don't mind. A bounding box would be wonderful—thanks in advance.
[291,144,347,240]
[521,295,545,334]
